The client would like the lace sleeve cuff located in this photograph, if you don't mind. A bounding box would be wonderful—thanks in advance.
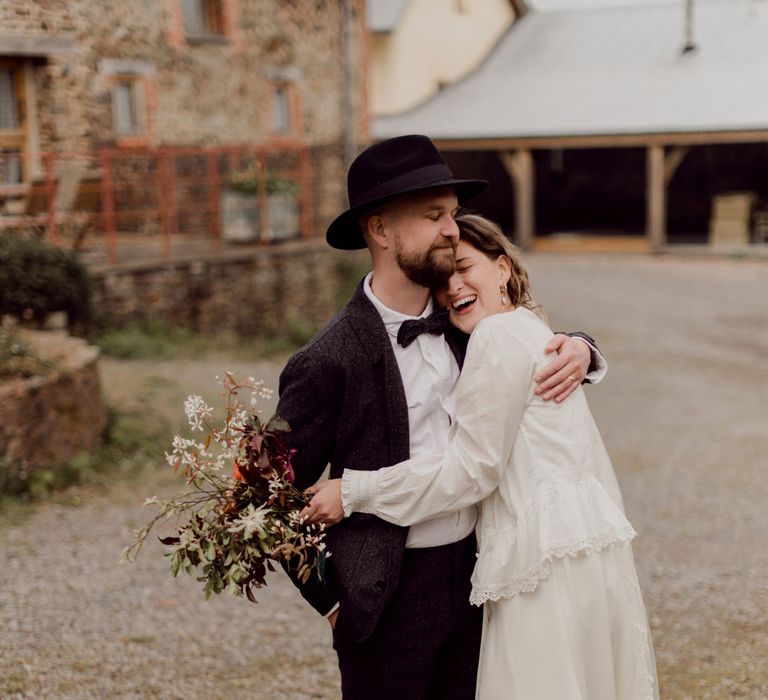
[341,469,380,517]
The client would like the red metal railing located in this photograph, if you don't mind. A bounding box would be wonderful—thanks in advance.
[0,143,314,266]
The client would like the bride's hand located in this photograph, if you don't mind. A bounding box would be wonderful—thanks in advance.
[301,479,344,526]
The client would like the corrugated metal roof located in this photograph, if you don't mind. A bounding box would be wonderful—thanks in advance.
[529,0,677,9]
[374,0,768,140]
[367,0,411,34]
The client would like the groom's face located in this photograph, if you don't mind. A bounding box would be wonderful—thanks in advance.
[383,187,460,288]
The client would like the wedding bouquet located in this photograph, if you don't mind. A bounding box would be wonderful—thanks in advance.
[122,373,327,602]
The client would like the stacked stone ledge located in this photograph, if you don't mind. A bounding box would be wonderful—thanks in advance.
[0,332,106,472]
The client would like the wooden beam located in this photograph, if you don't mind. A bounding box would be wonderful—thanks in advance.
[500,150,535,250]
[664,146,690,186]
[434,129,768,152]
[646,145,666,251]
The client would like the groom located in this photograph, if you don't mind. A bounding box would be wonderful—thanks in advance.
[277,135,604,699]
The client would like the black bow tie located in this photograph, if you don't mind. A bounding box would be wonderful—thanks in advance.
[396,308,451,348]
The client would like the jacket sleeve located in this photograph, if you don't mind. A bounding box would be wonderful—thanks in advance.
[276,347,343,616]
[561,331,606,382]
[342,316,533,525]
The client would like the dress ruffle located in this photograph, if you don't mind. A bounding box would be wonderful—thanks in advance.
[469,476,636,605]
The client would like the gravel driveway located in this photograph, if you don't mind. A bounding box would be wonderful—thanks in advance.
[1,253,766,699]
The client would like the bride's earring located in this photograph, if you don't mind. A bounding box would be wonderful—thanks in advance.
[500,285,509,306]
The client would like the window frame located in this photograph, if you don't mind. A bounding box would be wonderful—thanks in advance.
[268,81,302,138]
[182,0,228,41]
[112,75,145,137]
[0,59,27,185]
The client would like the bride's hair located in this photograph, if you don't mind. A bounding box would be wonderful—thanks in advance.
[455,212,542,316]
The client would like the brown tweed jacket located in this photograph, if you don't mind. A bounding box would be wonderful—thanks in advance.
[276,279,469,642]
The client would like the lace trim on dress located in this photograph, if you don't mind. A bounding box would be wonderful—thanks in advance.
[469,525,637,605]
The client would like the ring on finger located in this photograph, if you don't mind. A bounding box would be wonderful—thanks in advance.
[567,375,578,382]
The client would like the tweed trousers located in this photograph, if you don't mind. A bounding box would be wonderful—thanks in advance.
[331,533,483,700]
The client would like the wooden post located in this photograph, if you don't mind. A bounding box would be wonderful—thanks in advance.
[298,145,314,239]
[501,150,535,250]
[646,145,666,252]
[44,151,59,245]
[99,149,117,265]
[206,148,222,251]
[156,148,177,260]
[257,150,269,244]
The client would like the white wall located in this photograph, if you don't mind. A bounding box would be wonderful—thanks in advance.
[370,0,516,116]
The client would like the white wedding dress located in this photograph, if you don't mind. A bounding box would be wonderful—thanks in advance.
[343,307,659,700]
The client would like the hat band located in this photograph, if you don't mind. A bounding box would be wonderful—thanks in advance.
[352,163,455,207]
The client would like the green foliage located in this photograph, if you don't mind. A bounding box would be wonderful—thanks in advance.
[0,325,57,379]
[92,316,227,360]
[227,165,299,196]
[92,316,312,361]
[92,319,180,359]
[0,235,92,330]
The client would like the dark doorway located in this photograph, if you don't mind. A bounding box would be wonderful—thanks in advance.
[667,143,768,244]
[535,147,646,237]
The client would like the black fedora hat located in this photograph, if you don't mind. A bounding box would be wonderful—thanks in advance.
[326,134,488,250]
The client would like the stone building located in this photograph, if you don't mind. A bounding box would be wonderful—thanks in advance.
[0,0,367,246]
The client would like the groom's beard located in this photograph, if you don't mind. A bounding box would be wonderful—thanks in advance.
[395,237,457,289]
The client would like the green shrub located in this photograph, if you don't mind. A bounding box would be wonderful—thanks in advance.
[0,235,92,331]
[93,322,176,360]
[227,165,299,196]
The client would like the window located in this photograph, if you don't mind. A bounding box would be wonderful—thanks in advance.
[100,59,154,143]
[272,85,291,134]
[112,76,145,136]
[182,0,226,36]
[0,62,25,184]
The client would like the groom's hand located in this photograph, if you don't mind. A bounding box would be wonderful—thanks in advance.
[534,334,591,403]
[302,479,345,526]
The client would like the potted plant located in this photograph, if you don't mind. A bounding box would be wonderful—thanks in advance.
[221,164,300,243]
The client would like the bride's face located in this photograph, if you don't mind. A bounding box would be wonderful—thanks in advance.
[436,240,512,334]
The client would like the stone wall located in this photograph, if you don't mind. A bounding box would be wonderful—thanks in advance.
[90,240,370,336]
[0,332,106,471]
[1,0,367,237]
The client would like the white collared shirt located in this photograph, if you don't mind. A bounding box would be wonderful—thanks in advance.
[363,272,478,548]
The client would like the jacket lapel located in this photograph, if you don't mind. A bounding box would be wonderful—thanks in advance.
[346,281,411,465]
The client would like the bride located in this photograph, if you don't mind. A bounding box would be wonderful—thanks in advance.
[304,213,659,700]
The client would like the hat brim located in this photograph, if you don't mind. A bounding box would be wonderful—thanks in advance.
[326,178,488,250]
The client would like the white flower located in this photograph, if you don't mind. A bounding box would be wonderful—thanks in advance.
[246,378,274,406]
[226,408,250,434]
[165,435,198,469]
[184,394,213,432]
[227,504,271,539]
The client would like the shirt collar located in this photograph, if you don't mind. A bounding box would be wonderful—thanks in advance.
[363,272,433,335]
